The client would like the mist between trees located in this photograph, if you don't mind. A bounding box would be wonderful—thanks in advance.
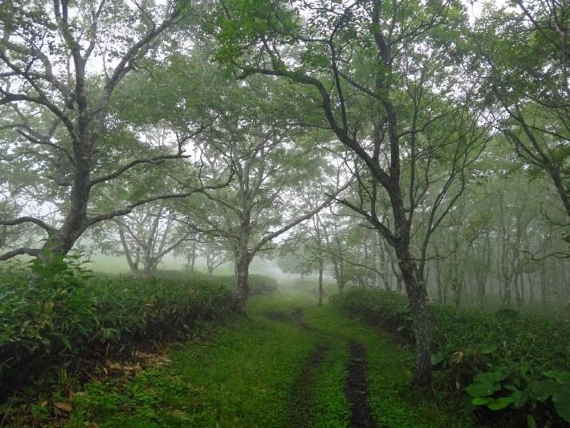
[1,0,570,390]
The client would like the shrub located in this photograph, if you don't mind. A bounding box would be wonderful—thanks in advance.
[330,288,413,341]
[248,274,280,295]
[0,257,234,401]
[332,288,570,427]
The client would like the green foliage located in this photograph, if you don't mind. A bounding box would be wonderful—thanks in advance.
[0,259,234,404]
[330,288,413,340]
[332,288,570,427]
[466,366,570,426]
[302,303,470,427]
[65,295,316,428]
[248,274,280,295]
[4,289,468,427]
[309,346,350,428]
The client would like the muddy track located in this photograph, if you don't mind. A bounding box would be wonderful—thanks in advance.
[346,342,376,428]
[288,345,328,427]
[265,309,376,427]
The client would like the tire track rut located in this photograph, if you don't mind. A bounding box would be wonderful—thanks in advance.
[265,308,377,427]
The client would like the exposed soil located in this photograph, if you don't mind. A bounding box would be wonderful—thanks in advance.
[288,345,328,427]
[290,308,310,329]
[345,342,376,428]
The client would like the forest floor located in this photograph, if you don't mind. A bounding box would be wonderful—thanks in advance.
[20,288,472,427]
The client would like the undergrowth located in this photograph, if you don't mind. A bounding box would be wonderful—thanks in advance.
[302,304,472,428]
[1,284,472,427]
[0,257,236,425]
[332,288,570,427]
[65,295,315,428]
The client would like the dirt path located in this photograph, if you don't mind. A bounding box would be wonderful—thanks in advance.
[346,342,376,428]
[266,309,377,427]
[288,345,329,426]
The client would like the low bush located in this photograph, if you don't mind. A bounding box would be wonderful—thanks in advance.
[332,287,570,427]
[0,256,234,401]
[248,274,280,295]
[330,288,413,341]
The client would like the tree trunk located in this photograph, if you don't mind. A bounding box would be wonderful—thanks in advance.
[394,243,432,390]
[436,259,444,305]
[388,249,403,292]
[233,239,252,312]
[514,272,523,312]
[477,271,487,311]
[331,258,343,291]
[541,262,548,311]
[318,259,324,306]
[452,277,461,309]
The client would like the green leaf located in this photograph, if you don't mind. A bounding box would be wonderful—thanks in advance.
[479,344,496,354]
[431,352,446,366]
[527,415,537,428]
[466,380,497,398]
[472,397,492,406]
[529,379,557,401]
[510,390,527,408]
[543,370,570,385]
[60,336,72,350]
[552,385,570,423]
[487,397,514,411]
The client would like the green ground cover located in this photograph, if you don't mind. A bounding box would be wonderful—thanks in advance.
[48,292,467,427]
[333,288,570,427]
[0,261,482,427]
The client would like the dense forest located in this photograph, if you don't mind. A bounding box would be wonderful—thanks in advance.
[1,0,570,427]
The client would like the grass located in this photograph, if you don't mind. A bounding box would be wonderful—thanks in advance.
[302,304,473,428]
[68,322,311,427]
[54,288,471,427]
[65,292,315,428]
[333,288,570,427]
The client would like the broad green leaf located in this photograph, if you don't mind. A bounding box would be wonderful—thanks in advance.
[431,352,446,366]
[472,397,492,406]
[487,397,514,411]
[529,379,557,401]
[543,370,570,385]
[510,390,527,409]
[479,344,496,354]
[552,385,570,423]
[466,380,497,398]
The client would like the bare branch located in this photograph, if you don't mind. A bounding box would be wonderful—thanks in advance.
[0,247,41,261]
[0,216,57,234]
[87,177,232,227]
[252,181,352,255]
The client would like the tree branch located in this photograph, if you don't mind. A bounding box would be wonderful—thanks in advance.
[0,216,57,234]
[0,247,41,261]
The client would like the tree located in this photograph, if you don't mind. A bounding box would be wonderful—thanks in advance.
[213,0,487,388]
[282,173,354,305]
[473,1,570,221]
[96,201,189,277]
[276,248,314,284]
[182,75,346,310]
[200,238,232,274]
[144,49,351,310]
[0,0,225,261]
